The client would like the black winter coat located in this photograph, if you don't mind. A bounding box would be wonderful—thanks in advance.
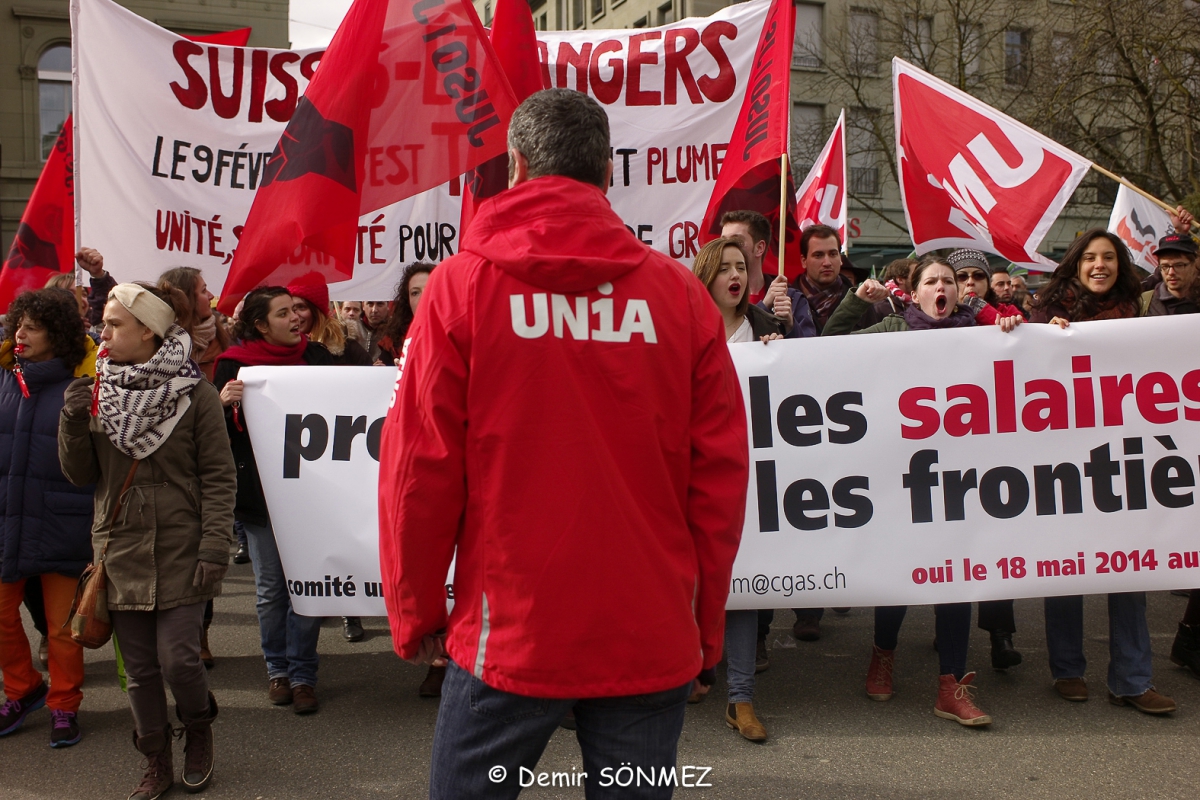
[0,359,94,582]
[212,342,334,526]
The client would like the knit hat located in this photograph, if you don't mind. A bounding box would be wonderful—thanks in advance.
[287,272,330,316]
[110,283,176,338]
[946,249,992,275]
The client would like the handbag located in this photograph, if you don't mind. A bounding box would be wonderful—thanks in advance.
[68,460,139,649]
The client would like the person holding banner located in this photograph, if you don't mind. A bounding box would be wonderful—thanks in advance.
[0,289,96,748]
[719,211,814,339]
[1029,229,1177,714]
[948,250,1025,328]
[690,236,782,741]
[823,255,1023,727]
[214,288,334,715]
[58,282,236,797]
[379,89,748,799]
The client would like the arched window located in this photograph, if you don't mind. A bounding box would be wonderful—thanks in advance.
[38,45,71,161]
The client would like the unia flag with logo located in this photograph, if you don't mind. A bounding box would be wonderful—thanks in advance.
[794,109,847,246]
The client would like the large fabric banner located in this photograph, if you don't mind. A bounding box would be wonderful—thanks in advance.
[244,316,1200,615]
[71,0,767,297]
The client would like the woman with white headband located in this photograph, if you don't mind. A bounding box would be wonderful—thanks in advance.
[59,282,236,800]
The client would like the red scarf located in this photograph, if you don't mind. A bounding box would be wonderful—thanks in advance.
[217,335,309,368]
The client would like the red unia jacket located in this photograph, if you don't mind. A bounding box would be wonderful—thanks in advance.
[378,175,748,698]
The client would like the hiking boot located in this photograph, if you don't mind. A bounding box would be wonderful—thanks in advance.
[865,645,895,701]
[418,664,446,698]
[1054,677,1088,702]
[292,684,319,714]
[1170,622,1200,678]
[200,621,214,670]
[755,635,769,674]
[178,692,217,792]
[49,710,81,748]
[0,681,47,736]
[268,677,292,705]
[793,615,820,642]
[725,702,768,742]
[1109,688,1176,715]
[989,632,1023,671]
[934,672,992,726]
[129,727,173,800]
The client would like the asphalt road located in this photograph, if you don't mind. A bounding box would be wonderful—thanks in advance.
[3,563,1199,799]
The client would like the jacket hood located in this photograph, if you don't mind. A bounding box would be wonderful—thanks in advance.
[462,176,652,294]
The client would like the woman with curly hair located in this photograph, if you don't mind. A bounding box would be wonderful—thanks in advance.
[1030,229,1177,715]
[1031,229,1143,327]
[0,289,96,748]
[376,263,435,366]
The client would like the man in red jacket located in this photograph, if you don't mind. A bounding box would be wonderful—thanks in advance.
[378,89,748,799]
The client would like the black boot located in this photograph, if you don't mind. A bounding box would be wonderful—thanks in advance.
[990,631,1022,670]
[1170,622,1200,678]
[177,693,218,793]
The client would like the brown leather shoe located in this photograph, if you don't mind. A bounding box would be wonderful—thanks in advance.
[268,677,292,705]
[725,702,767,742]
[418,665,446,698]
[1109,688,1176,715]
[1054,677,1088,702]
[292,684,319,714]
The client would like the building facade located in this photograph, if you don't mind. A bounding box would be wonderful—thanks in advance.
[1,0,289,260]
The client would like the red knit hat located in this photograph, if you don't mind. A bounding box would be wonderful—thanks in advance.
[287,272,330,316]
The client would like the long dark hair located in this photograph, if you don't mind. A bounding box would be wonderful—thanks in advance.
[382,263,436,346]
[4,289,88,370]
[1034,229,1142,321]
[233,287,291,342]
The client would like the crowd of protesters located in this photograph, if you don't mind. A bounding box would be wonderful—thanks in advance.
[0,88,1197,800]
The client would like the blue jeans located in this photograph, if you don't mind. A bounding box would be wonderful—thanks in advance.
[430,660,690,800]
[874,603,972,679]
[242,519,321,687]
[725,610,756,703]
[1044,593,1153,697]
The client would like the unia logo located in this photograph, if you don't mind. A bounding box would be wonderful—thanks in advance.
[509,282,657,344]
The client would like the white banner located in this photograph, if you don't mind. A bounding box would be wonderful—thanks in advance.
[72,0,767,298]
[244,317,1200,615]
[1108,184,1171,271]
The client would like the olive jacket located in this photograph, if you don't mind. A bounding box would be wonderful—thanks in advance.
[57,378,237,611]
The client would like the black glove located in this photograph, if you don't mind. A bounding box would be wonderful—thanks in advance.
[697,667,716,687]
[62,377,94,420]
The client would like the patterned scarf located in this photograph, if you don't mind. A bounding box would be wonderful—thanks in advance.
[96,325,202,459]
[794,273,849,331]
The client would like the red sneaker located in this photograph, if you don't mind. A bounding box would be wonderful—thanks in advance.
[934,672,992,726]
[865,645,895,701]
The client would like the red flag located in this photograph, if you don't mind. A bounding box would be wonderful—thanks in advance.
[219,0,518,313]
[795,109,847,246]
[699,0,799,275]
[0,28,251,313]
[458,0,546,238]
[893,58,1092,267]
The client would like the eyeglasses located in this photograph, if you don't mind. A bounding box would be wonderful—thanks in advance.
[1159,261,1193,274]
[956,271,988,282]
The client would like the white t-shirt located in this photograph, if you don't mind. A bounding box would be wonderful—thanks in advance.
[726,316,754,344]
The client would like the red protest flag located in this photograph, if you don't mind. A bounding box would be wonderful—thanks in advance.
[219,0,519,313]
[458,0,546,238]
[795,109,847,246]
[0,28,251,313]
[893,58,1091,267]
[699,0,799,276]
[0,123,75,313]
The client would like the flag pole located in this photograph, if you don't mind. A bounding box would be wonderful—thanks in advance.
[1090,164,1178,215]
[778,153,789,279]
